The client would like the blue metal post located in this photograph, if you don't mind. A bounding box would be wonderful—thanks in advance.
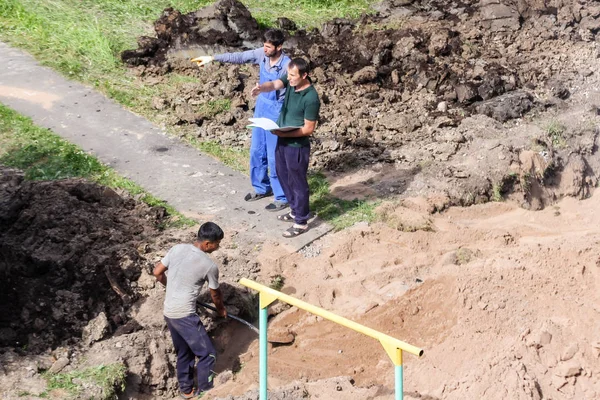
[395,364,403,400]
[259,305,268,400]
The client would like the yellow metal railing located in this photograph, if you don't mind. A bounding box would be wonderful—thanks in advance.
[239,278,423,400]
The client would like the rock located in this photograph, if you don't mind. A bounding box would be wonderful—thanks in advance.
[352,66,378,84]
[81,312,111,346]
[475,91,534,122]
[277,17,297,31]
[547,79,570,99]
[437,101,448,112]
[455,83,479,104]
[480,2,520,32]
[554,362,582,378]
[560,343,579,361]
[377,113,420,132]
[478,74,505,100]
[152,97,167,110]
[48,357,70,374]
[217,370,234,385]
[392,36,417,59]
[529,330,552,348]
[321,18,354,39]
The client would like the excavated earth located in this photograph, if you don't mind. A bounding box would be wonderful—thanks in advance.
[2,0,600,399]
[122,0,600,210]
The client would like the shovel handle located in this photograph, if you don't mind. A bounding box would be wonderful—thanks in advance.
[198,302,259,334]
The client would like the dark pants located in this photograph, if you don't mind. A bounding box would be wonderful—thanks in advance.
[164,314,216,394]
[275,143,310,225]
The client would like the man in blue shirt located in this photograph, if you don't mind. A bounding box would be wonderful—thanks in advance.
[193,29,290,212]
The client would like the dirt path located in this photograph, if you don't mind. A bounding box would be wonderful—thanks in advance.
[0,41,330,252]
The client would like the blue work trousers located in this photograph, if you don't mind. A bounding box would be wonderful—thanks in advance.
[251,96,287,202]
[164,314,216,394]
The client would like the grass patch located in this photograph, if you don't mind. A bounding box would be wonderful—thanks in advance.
[42,363,126,399]
[244,0,376,29]
[189,137,249,173]
[0,104,195,228]
[491,182,503,202]
[545,120,567,148]
[199,99,232,118]
[269,274,285,291]
[309,172,377,230]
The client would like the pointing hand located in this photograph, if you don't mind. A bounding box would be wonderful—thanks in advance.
[251,83,261,97]
[191,55,214,67]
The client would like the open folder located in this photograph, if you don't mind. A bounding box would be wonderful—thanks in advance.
[247,117,302,132]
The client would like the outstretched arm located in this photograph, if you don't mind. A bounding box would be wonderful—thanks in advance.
[153,262,167,286]
[210,287,228,318]
[251,79,285,97]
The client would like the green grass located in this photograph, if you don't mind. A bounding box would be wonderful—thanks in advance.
[0,104,196,228]
[42,363,127,399]
[309,172,378,230]
[243,0,376,28]
[545,120,567,148]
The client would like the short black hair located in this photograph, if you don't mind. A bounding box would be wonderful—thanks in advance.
[289,58,309,76]
[197,222,224,242]
[264,29,285,47]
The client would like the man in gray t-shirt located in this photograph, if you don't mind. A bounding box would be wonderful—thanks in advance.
[153,222,227,399]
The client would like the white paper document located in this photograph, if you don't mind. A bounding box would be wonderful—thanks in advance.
[247,118,302,132]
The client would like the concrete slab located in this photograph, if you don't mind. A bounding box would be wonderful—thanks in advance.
[0,42,332,251]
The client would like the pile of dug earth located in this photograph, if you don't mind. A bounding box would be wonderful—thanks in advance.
[122,0,600,209]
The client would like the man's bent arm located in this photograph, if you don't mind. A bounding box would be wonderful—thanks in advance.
[210,287,228,318]
[251,79,285,96]
[273,119,317,138]
[153,262,168,286]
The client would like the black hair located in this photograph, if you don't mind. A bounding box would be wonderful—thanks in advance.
[197,222,224,242]
[263,29,285,47]
[289,58,309,76]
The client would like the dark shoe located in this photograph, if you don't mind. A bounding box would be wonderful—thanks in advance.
[244,191,272,202]
[277,212,295,222]
[282,224,308,238]
[179,390,195,399]
[265,201,289,212]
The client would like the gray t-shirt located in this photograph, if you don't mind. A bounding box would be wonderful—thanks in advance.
[161,244,220,319]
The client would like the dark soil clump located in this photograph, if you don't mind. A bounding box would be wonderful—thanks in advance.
[0,167,165,352]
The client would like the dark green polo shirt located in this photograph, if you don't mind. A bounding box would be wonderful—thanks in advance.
[276,74,320,147]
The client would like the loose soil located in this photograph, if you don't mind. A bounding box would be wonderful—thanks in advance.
[122,0,600,210]
[2,0,600,399]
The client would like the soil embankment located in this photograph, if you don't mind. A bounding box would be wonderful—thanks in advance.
[122,0,600,209]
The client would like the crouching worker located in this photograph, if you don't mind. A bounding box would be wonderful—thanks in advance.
[153,222,228,399]
[251,58,321,238]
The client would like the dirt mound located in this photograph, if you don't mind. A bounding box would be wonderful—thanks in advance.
[121,0,261,68]
[0,167,165,352]
[209,195,600,399]
[120,0,600,209]
[0,167,268,397]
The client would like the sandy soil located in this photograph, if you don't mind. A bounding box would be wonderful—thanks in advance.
[206,192,600,399]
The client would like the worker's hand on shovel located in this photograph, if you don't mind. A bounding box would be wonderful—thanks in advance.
[191,55,214,67]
